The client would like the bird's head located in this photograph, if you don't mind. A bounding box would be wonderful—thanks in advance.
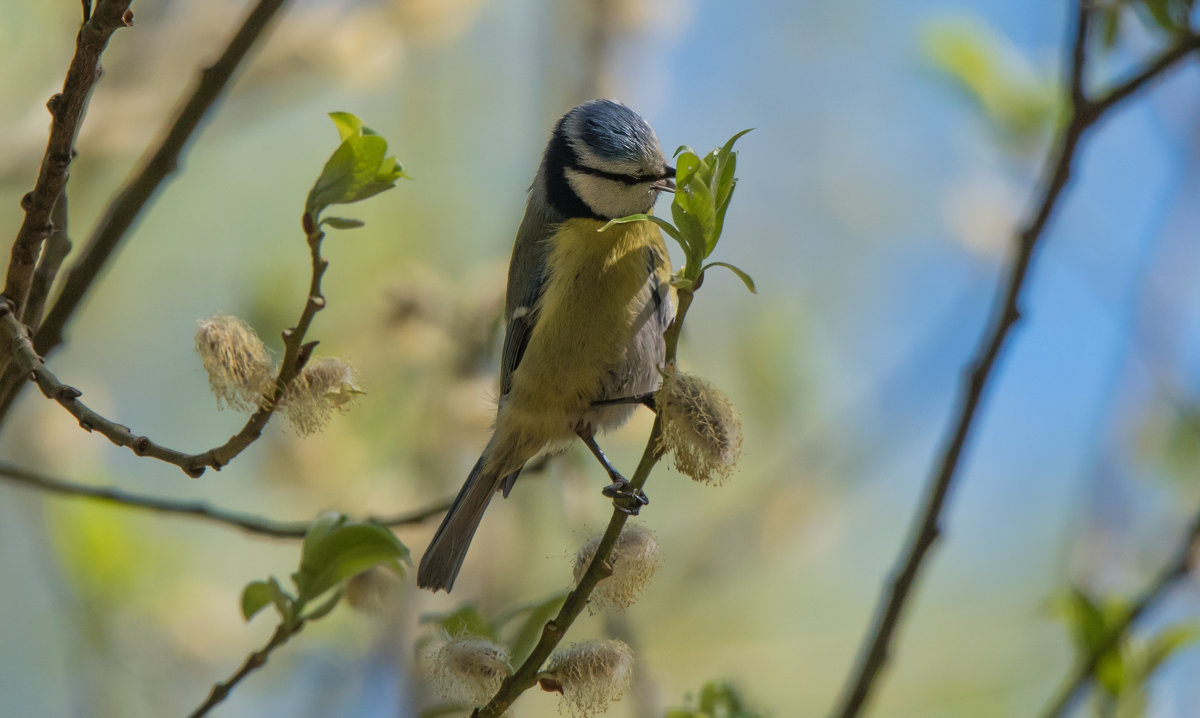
[543,99,675,221]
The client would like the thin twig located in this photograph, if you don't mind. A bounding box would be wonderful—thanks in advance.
[33,0,290,360]
[2,0,133,317]
[188,619,304,718]
[1038,512,1200,718]
[0,460,451,538]
[24,191,73,329]
[829,9,1200,717]
[0,220,330,477]
[473,288,695,718]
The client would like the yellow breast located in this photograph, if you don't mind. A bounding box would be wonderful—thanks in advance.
[502,218,668,436]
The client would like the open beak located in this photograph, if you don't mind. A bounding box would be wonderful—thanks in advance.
[651,166,676,193]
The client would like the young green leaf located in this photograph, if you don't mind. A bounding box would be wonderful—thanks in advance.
[293,522,410,600]
[305,113,408,219]
[302,588,345,622]
[328,111,365,141]
[241,576,294,623]
[320,217,366,230]
[702,261,757,293]
[599,214,683,242]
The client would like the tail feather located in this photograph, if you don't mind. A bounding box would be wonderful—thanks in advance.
[418,454,503,592]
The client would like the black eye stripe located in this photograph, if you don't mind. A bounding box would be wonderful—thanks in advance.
[569,163,653,186]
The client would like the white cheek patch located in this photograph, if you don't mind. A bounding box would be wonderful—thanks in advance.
[564,168,655,219]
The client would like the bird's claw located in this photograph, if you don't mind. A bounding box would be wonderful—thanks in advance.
[602,478,649,515]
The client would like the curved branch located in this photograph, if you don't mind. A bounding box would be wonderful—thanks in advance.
[829,9,1200,717]
[3,0,133,316]
[0,460,451,538]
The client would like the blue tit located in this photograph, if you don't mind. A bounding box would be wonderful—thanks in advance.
[417,99,676,592]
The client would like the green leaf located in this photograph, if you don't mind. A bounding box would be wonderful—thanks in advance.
[293,521,410,601]
[1142,623,1200,676]
[505,590,569,663]
[420,604,496,639]
[328,111,365,141]
[671,200,705,257]
[715,129,754,168]
[305,114,408,218]
[702,261,757,293]
[241,576,294,623]
[302,588,344,622]
[320,217,366,230]
[601,213,683,242]
[675,150,701,190]
[696,179,719,254]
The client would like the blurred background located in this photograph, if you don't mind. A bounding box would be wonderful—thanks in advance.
[2,0,1200,716]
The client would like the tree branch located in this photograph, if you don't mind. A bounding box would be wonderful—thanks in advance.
[1037,511,1200,718]
[23,192,73,329]
[2,0,133,317]
[829,10,1200,718]
[188,619,303,718]
[0,460,450,538]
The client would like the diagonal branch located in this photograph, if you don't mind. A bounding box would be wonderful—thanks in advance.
[829,9,1200,717]
[0,460,451,538]
[188,619,304,718]
[3,0,133,317]
[1037,511,1200,718]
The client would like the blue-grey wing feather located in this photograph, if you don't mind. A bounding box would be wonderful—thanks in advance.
[500,202,559,396]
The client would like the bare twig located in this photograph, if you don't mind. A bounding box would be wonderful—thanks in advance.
[829,8,1200,717]
[188,620,304,718]
[0,220,331,477]
[23,192,73,329]
[3,0,133,317]
[472,288,695,718]
[1038,512,1200,718]
[0,460,451,537]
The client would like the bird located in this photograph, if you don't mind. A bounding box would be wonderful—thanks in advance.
[417,99,677,592]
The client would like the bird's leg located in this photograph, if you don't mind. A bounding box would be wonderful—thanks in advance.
[590,392,657,412]
[576,426,649,515]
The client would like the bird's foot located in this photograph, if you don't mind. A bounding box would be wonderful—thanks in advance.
[602,478,650,515]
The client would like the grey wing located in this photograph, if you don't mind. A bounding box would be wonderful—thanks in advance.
[499,204,558,396]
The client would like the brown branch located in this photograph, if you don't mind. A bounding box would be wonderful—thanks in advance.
[1038,512,1200,718]
[3,0,133,317]
[829,10,1200,718]
[188,619,304,718]
[32,0,289,360]
[0,220,330,477]
[23,192,73,329]
[0,460,451,538]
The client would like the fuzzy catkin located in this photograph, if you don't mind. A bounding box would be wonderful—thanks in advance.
[279,357,363,435]
[425,636,512,707]
[574,524,660,612]
[194,314,272,411]
[655,367,743,484]
[544,639,634,717]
